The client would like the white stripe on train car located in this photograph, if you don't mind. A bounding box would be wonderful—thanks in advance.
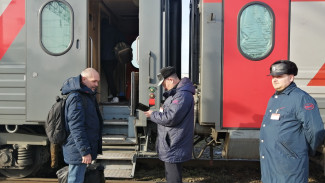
[0,0,11,16]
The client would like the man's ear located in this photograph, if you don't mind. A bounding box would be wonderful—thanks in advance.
[81,76,86,83]
[168,78,172,84]
[289,75,294,82]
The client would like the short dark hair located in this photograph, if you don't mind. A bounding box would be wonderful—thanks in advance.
[160,66,176,79]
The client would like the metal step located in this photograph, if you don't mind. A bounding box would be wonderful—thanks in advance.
[97,150,136,178]
[102,135,136,145]
[102,145,137,150]
[98,150,136,160]
[104,119,128,126]
[102,105,130,120]
[104,168,133,178]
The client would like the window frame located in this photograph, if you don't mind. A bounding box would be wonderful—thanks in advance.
[237,2,275,61]
[39,0,74,56]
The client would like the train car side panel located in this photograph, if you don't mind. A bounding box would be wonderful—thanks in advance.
[290,1,325,122]
[199,0,223,126]
[26,0,88,122]
[0,0,26,123]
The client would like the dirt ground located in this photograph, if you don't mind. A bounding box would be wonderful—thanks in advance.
[131,159,325,183]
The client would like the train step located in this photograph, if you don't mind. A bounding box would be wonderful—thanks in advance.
[103,119,128,126]
[102,105,130,120]
[97,150,136,178]
[102,135,136,145]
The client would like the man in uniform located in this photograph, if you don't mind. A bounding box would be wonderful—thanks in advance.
[143,66,195,183]
[260,60,325,183]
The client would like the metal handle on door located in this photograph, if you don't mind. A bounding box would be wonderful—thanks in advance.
[89,37,93,68]
[148,51,152,83]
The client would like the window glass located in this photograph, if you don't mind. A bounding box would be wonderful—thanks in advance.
[239,3,274,60]
[40,1,73,55]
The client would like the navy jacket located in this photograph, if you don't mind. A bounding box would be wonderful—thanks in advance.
[61,75,103,165]
[150,78,195,163]
[260,82,325,183]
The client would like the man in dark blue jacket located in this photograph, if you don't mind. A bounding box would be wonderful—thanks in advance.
[144,66,195,183]
[61,68,103,183]
[260,60,325,183]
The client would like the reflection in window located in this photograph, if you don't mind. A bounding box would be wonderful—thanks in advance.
[239,3,274,60]
[40,1,73,55]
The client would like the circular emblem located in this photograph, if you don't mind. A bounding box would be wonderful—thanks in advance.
[304,103,314,110]
[272,66,276,71]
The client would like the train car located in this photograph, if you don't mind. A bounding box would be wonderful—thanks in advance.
[0,0,324,178]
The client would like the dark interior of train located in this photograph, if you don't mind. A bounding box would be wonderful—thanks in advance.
[95,0,139,104]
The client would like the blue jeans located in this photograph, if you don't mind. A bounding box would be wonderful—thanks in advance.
[68,164,87,183]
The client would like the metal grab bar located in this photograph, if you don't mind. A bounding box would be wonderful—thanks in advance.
[89,36,93,68]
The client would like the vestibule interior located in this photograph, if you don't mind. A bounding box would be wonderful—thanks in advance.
[88,0,139,104]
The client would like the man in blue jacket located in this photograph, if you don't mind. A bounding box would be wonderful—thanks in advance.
[260,60,325,183]
[144,66,195,183]
[61,68,103,183]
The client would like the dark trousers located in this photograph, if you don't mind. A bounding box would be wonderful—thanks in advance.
[102,59,117,97]
[164,162,182,183]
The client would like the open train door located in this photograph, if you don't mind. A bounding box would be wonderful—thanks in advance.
[223,0,290,128]
[26,0,87,122]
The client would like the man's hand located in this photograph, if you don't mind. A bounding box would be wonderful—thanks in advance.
[82,154,92,164]
[143,110,153,118]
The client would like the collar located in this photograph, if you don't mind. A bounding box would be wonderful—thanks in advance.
[163,88,176,98]
[275,82,296,95]
[163,81,180,98]
[80,83,96,95]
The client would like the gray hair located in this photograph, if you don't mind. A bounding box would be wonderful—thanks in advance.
[81,68,99,78]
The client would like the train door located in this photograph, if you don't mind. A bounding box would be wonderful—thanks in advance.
[26,0,87,121]
[222,0,290,128]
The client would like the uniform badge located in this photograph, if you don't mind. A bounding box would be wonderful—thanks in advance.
[172,100,179,104]
[270,113,280,120]
[304,103,314,110]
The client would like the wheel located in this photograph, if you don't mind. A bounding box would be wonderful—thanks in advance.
[0,146,46,178]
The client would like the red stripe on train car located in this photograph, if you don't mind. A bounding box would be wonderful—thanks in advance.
[308,63,325,86]
[0,0,25,60]
[292,0,325,1]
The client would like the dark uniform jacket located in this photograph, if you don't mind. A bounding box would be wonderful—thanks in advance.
[61,75,103,165]
[150,77,195,163]
[260,82,325,183]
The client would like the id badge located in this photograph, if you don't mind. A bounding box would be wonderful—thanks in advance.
[270,113,280,120]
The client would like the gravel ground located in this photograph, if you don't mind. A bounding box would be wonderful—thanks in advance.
[130,137,325,183]
[132,159,325,183]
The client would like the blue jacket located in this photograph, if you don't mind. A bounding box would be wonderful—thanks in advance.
[61,75,103,165]
[260,82,325,183]
[150,77,195,163]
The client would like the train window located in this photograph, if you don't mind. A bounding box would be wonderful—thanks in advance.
[40,1,73,56]
[238,3,274,61]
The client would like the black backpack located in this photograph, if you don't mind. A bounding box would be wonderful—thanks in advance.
[114,42,132,64]
[45,92,86,145]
